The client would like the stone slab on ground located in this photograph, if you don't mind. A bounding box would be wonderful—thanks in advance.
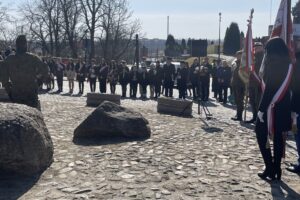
[86,93,121,107]
[157,97,193,117]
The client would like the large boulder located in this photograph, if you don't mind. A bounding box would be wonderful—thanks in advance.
[86,93,121,107]
[0,103,53,176]
[74,101,151,139]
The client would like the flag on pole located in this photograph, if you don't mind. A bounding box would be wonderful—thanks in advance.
[260,0,294,137]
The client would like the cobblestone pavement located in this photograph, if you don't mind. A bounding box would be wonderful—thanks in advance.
[1,81,300,200]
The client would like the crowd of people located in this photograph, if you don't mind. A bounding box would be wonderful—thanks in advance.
[0,35,300,181]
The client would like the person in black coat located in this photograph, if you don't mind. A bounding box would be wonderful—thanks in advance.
[98,61,109,93]
[255,37,292,181]
[55,58,65,93]
[200,57,212,101]
[118,61,130,97]
[177,61,188,99]
[217,60,232,104]
[287,51,300,174]
[138,65,149,99]
[129,66,139,98]
[163,57,176,97]
[190,58,200,99]
[153,61,163,98]
[76,60,86,95]
[211,59,219,99]
[148,64,156,98]
[87,59,97,92]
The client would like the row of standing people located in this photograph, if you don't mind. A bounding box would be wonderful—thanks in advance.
[42,57,219,100]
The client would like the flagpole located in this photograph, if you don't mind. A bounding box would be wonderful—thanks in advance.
[287,0,291,43]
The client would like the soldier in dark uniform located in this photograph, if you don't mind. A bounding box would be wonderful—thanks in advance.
[148,64,156,98]
[177,61,188,99]
[246,42,264,123]
[286,51,300,174]
[138,65,149,99]
[0,35,49,110]
[287,51,300,174]
[256,37,292,181]
[76,59,86,95]
[231,51,245,121]
[118,61,130,97]
[129,66,139,98]
[163,57,176,97]
[153,61,163,98]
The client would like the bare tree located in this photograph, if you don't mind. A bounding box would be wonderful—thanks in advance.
[80,0,104,61]
[60,0,82,58]
[100,0,140,60]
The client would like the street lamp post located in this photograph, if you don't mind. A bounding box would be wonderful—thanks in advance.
[218,12,222,63]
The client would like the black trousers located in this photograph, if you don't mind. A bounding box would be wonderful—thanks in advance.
[57,75,63,92]
[201,80,210,101]
[249,86,262,120]
[99,78,107,93]
[141,84,147,98]
[155,84,161,98]
[164,81,174,97]
[89,78,96,92]
[233,86,245,118]
[121,84,127,97]
[130,81,138,98]
[218,85,228,103]
[78,81,84,93]
[178,83,187,99]
[256,120,284,173]
[110,83,116,94]
[192,82,198,99]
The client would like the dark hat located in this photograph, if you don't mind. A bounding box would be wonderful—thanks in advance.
[254,42,263,47]
[167,57,172,60]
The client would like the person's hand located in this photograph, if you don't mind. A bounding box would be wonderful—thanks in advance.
[292,112,298,125]
[258,111,264,123]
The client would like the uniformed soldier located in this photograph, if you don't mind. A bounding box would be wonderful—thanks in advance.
[138,64,149,99]
[118,60,130,97]
[245,42,264,123]
[153,61,163,98]
[129,65,139,98]
[231,51,245,121]
[0,35,49,110]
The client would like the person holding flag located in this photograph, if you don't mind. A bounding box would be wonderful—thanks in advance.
[255,0,294,181]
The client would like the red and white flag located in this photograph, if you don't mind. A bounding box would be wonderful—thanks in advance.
[260,0,294,137]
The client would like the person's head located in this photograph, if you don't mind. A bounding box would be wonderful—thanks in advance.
[254,42,264,54]
[132,65,137,71]
[180,61,185,68]
[236,50,243,61]
[150,63,155,70]
[122,60,126,66]
[156,61,160,67]
[193,58,199,64]
[265,37,289,58]
[222,60,228,67]
[16,35,27,54]
[204,57,209,64]
[167,57,172,64]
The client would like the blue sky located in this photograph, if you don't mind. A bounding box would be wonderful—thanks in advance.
[2,0,298,39]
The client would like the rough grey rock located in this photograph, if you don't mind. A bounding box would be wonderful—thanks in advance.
[74,101,151,139]
[0,103,53,176]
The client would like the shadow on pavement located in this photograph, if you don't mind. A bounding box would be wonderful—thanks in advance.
[73,135,150,146]
[0,172,41,200]
[270,181,300,200]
